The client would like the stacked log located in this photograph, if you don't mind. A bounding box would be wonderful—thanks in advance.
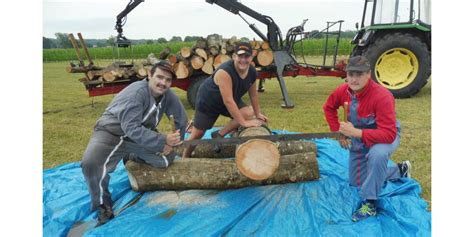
[67,35,275,86]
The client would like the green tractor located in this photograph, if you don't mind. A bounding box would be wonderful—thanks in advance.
[351,0,431,98]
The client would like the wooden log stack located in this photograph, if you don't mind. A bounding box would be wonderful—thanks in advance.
[67,35,275,87]
[125,126,319,191]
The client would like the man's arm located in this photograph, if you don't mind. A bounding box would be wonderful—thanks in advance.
[323,86,344,131]
[215,69,247,125]
[248,81,260,115]
[116,93,167,152]
[164,90,189,140]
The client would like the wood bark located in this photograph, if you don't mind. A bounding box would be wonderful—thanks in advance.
[174,140,316,159]
[125,152,319,191]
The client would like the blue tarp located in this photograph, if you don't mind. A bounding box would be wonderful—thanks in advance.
[43,129,431,236]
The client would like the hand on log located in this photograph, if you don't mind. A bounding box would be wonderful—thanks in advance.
[166,130,182,147]
[241,119,265,128]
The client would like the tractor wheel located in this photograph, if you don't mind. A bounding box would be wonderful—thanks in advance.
[363,32,431,98]
[186,75,208,109]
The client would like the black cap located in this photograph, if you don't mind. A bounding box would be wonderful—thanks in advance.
[345,56,371,72]
[235,42,253,56]
[152,60,177,80]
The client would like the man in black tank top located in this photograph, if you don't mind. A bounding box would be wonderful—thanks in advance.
[183,42,268,158]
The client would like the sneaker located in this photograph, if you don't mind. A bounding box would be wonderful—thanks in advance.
[96,204,114,227]
[352,201,377,222]
[398,160,412,178]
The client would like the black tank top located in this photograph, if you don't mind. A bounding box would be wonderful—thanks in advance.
[195,60,257,115]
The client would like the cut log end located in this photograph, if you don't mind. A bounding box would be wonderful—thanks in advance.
[236,139,280,181]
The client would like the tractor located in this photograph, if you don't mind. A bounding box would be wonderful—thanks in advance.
[351,0,431,98]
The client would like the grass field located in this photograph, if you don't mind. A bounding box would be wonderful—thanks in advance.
[43,57,431,207]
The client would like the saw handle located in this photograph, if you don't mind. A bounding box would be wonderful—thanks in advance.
[169,115,176,132]
[343,102,349,122]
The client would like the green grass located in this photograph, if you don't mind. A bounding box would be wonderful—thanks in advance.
[43,57,431,207]
[42,38,353,62]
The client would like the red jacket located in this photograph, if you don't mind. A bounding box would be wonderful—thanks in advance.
[323,79,398,148]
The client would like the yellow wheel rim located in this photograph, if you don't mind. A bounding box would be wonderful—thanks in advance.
[374,48,419,90]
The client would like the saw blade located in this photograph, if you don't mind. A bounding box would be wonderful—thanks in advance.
[180,132,341,147]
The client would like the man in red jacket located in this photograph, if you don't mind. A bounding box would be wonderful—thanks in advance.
[323,56,412,222]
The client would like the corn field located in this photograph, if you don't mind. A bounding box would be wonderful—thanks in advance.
[43,38,354,62]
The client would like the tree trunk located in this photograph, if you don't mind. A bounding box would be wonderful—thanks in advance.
[125,152,319,191]
[257,50,274,66]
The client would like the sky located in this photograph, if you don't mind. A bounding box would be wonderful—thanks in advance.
[43,0,365,40]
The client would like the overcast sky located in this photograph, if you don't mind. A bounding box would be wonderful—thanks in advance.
[43,0,365,40]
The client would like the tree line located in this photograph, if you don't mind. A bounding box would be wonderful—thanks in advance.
[44,31,357,49]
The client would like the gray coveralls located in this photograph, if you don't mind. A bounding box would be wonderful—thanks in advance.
[347,94,402,201]
[81,80,187,210]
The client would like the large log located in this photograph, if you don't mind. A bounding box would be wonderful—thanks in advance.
[167,54,177,65]
[202,56,214,75]
[174,140,316,159]
[256,50,274,67]
[180,47,192,58]
[235,127,278,180]
[174,61,192,79]
[194,48,208,60]
[236,139,280,180]
[190,55,204,70]
[213,54,231,68]
[125,152,319,191]
[207,35,221,56]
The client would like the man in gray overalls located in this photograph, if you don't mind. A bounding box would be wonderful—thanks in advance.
[323,56,412,222]
[81,61,188,226]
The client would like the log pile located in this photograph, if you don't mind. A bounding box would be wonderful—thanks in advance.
[67,35,275,87]
[125,126,319,191]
